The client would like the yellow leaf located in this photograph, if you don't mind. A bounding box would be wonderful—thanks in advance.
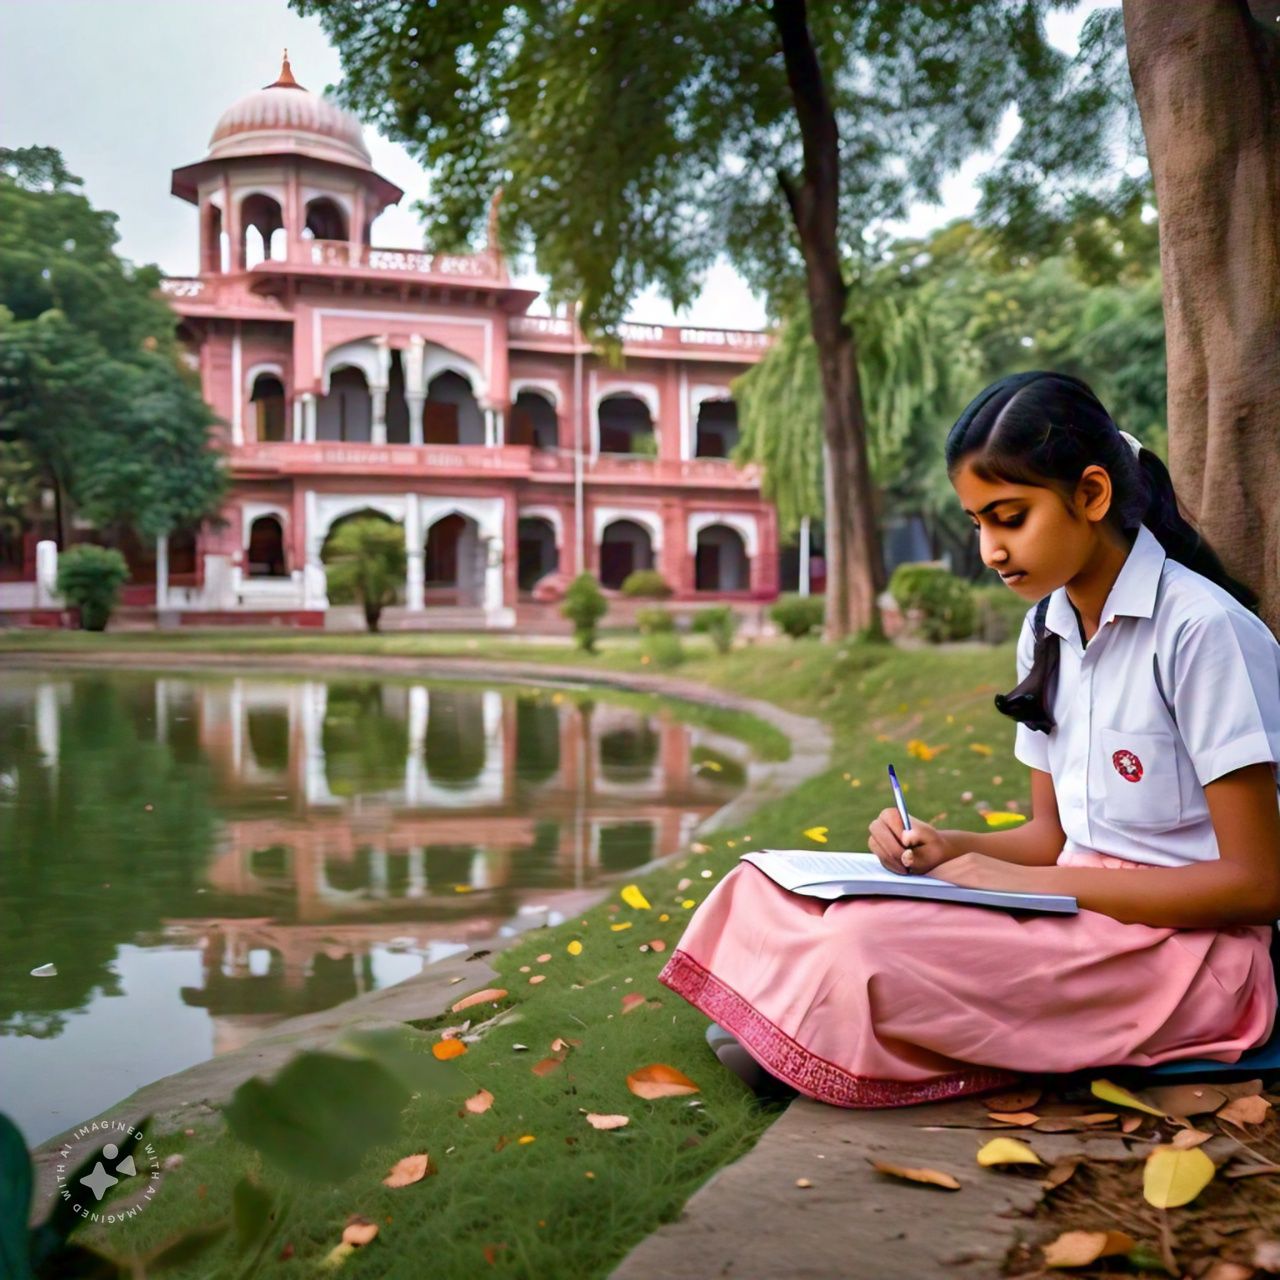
[382,1153,435,1188]
[869,1160,961,1191]
[626,1063,700,1099]
[681,899,696,909]
[452,884,473,894]
[803,826,829,843]
[1090,1078,1164,1116]
[432,1038,467,1061]
[976,1137,1042,1167]
[621,884,651,910]
[850,778,861,787]
[585,1113,630,1130]
[1143,1144,1215,1208]
[983,812,1028,828]
[658,913,670,922]
[451,987,508,1014]
[610,922,633,932]
[567,940,583,956]
[518,1134,536,1144]
[1042,1230,1135,1268]
[320,1242,356,1271]
[968,743,993,756]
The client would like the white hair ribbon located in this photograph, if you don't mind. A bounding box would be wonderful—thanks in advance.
[1118,430,1143,458]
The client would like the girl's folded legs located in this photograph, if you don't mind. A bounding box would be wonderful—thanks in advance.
[705,1022,796,1099]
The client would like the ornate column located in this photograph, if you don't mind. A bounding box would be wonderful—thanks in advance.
[302,393,317,443]
[292,395,303,443]
[404,493,424,611]
[407,336,426,446]
[302,489,328,608]
[155,534,170,610]
[370,336,390,445]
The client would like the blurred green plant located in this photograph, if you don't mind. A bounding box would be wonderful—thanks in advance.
[55,544,128,631]
[691,605,738,655]
[320,516,406,632]
[560,573,608,651]
[888,564,977,643]
[620,570,672,599]
[770,594,824,641]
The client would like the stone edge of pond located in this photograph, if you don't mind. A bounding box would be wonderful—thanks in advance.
[20,652,831,1217]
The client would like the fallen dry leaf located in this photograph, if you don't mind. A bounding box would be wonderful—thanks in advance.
[1040,1157,1083,1191]
[1042,1229,1135,1268]
[531,1057,563,1078]
[1224,1162,1280,1179]
[382,1153,435,1188]
[483,1243,508,1265]
[648,939,667,953]
[621,884,652,910]
[1090,1078,1164,1117]
[1217,1094,1272,1127]
[342,1216,379,1247]
[627,1063,700,1100]
[1203,1262,1255,1280]
[528,974,546,985]
[1121,1115,1144,1134]
[1146,1083,1227,1117]
[536,953,551,964]
[585,1113,630,1130]
[451,988,508,1014]
[868,1160,961,1191]
[432,1039,467,1061]
[795,1178,813,1188]
[517,1135,535,1145]
[610,922,633,932]
[550,1037,573,1053]
[803,826,829,843]
[976,1137,1042,1167]
[621,993,647,1014]
[465,1089,495,1115]
[984,1088,1042,1112]
[676,878,692,892]
[1143,1144,1216,1208]
[988,1111,1039,1126]
[1169,1128,1214,1150]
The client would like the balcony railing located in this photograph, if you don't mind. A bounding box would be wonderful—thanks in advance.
[509,314,773,353]
[297,241,504,280]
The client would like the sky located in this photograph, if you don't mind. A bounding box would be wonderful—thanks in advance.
[1,0,1105,330]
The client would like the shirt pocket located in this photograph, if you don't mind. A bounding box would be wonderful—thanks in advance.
[1099,727,1184,829]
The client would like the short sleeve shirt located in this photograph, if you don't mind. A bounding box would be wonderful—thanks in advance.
[1011,522,1280,867]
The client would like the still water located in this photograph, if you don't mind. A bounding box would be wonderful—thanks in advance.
[0,670,749,1146]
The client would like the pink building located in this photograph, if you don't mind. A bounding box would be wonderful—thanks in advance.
[146,56,779,627]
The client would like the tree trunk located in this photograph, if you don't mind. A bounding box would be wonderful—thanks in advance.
[772,0,887,643]
[1122,0,1280,635]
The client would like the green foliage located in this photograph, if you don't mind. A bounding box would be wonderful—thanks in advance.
[629,431,658,457]
[691,605,738,654]
[560,573,608,651]
[635,605,675,634]
[0,148,225,543]
[620,569,672,599]
[770,593,824,640]
[0,441,38,538]
[641,630,685,669]
[320,516,406,632]
[971,584,1033,645]
[55,544,127,631]
[888,564,977,643]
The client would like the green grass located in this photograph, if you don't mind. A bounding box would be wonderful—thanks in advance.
[33,632,1028,1277]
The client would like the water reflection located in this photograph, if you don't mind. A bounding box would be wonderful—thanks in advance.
[0,672,749,1145]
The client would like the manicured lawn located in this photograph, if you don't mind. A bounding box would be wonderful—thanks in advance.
[28,632,1026,1276]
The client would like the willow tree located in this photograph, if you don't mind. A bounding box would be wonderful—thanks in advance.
[294,0,1119,640]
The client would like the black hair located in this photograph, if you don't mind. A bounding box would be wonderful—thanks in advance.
[944,371,1261,733]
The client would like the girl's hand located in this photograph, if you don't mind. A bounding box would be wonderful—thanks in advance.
[868,809,958,876]
[929,853,1050,895]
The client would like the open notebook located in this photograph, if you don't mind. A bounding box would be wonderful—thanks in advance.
[740,850,1079,915]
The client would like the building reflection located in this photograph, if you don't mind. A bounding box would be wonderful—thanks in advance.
[146,677,747,1049]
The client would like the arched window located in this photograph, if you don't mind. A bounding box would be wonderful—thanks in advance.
[251,374,287,443]
[423,371,483,445]
[247,516,287,578]
[305,197,348,242]
[510,390,558,449]
[598,518,654,590]
[241,194,284,268]
[517,516,558,591]
[424,512,483,604]
[316,366,372,442]
[598,394,655,455]
[694,399,739,458]
[694,523,749,591]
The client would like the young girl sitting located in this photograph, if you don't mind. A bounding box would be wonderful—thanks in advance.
[659,371,1280,1106]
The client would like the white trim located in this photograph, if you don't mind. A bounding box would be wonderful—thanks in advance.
[518,505,564,548]
[234,184,286,210]
[301,187,355,220]
[511,378,561,408]
[679,367,690,461]
[312,494,406,549]
[312,309,493,399]
[231,326,243,445]
[424,350,488,402]
[689,382,735,458]
[242,502,290,549]
[594,506,663,552]
[245,362,285,394]
[420,495,504,541]
[321,340,379,394]
[688,511,758,558]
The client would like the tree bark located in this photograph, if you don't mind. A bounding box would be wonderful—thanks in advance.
[772,0,887,642]
[1122,0,1280,635]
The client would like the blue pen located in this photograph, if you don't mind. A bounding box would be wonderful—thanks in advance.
[887,763,914,870]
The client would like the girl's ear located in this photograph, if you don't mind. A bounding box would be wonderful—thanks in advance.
[1075,464,1114,525]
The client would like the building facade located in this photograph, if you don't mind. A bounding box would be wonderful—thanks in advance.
[141,56,779,626]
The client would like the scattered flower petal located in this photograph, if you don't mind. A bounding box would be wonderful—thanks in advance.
[432,1039,467,1061]
[382,1154,435,1188]
[585,1113,630,1130]
[567,940,583,956]
[976,1137,1042,1167]
[342,1216,379,1246]
[627,1063,700,1100]
[465,1090,495,1115]
[869,1160,961,1191]
[451,988,508,1014]
[621,884,652,910]
[803,826,829,843]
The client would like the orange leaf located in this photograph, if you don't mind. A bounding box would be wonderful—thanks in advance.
[627,1063,700,1100]
[382,1153,435,1188]
[451,987,508,1014]
[550,1037,572,1053]
[528,974,546,985]
[536,953,551,963]
[585,1113,630,1130]
[483,1244,509,1265]
[1042,1229,1135,1268]
[869,1160,961,1191]
[988,1111,1039,1126]
[532,1056,563,1077]
[621,993,647,1014]
[342,1216,379,1247]
[648,939,667,952]
[1218,1094,1272,1127]
[465,1089,494,1115]
[432,1038,467,1061]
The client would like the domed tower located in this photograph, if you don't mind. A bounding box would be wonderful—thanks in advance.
[170,52,402,274]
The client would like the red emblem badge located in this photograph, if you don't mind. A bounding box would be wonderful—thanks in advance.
[1112,749,1144,783]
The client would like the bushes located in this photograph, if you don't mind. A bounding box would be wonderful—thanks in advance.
[971,584,1032,644]
[56,544,129,631]
[620,569,673,599]
[640,631,684,669]
[321,517,407,632]
[561,573,608,651]
[635,606,676,634]
[770,593,824,640]
[692,605,738,654]
[888,564,977,642]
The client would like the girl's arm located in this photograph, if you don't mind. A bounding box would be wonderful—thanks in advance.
[935,762,1280,929]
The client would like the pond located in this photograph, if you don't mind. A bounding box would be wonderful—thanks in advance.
[0,669,753,1147]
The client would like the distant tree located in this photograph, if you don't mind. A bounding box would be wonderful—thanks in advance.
[293,0,1124,640]
[320,517,408,632]
[0,146,224,549]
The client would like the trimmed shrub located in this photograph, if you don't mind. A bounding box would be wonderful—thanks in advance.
[770,593,824,640]
[561,573,608,652]
[620,569,673,599]
[321,517,407,632]
[888,564,977,643]
[56,544,129,631]
[635,606,676,634]
[691,605,738,654]
[641,631,684,669]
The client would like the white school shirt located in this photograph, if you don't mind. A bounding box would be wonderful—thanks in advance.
[1012,522,1280,867]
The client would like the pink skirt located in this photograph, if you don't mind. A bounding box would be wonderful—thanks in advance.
[658,852,1276,1107]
